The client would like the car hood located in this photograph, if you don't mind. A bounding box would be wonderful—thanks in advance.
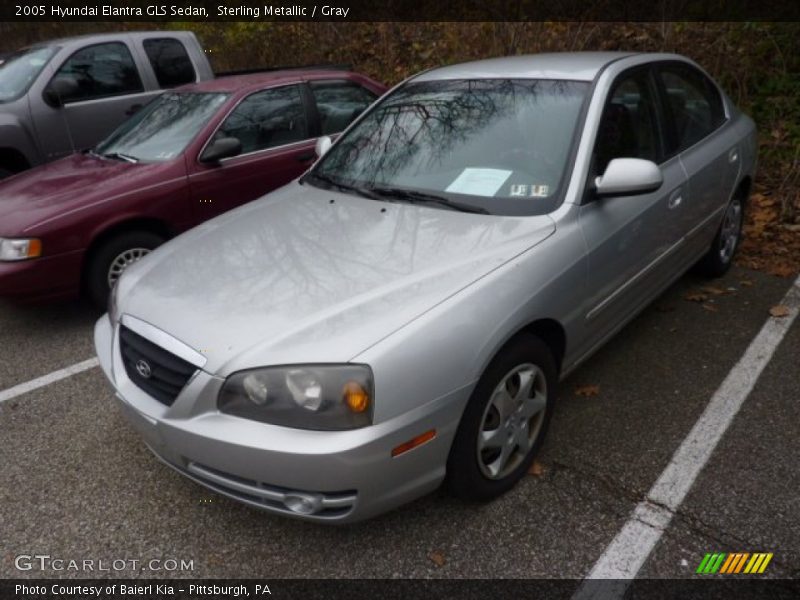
[0,153,176,234]
[118,182,556,375]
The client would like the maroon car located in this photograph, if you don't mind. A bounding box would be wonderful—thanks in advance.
[0,69,385,306]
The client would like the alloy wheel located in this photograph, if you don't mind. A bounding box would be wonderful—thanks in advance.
[477,363,548,480]
[107,247,151,288]
[719,198,742,264]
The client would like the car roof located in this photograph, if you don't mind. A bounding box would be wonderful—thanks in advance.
[414,52,640,82]
[178,69,360,94]
[33,30,193,47]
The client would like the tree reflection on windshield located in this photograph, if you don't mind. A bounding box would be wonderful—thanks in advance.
[314,79,588,216]
[95,92,229,162]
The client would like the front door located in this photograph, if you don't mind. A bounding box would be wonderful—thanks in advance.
[189,83,317,220]
[579,67,688,350]
[34,41,158,160]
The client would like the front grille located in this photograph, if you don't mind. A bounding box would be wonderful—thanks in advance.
[119,326,196,406]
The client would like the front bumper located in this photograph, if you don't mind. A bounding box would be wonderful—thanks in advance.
[0,249,83,302]
[94,315,464,523]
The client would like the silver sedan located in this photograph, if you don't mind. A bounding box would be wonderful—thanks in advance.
[95,52,756,523]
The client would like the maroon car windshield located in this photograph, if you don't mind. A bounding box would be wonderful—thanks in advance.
[95,91,229,163]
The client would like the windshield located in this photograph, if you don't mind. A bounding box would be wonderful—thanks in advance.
[0,46,58,103]
[95,91,229,162]
[310,79,589,215]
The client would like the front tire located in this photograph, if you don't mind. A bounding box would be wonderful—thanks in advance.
[446,334,557,501]
[85,231,164,310]
[696,194,744,278]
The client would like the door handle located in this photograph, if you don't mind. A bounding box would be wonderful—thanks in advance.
[728,148,739,164]
[125,104,143,116]
[668,191,683,210]
[295,152,315,162]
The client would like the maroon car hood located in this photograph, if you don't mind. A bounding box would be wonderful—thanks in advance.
[0,153,179,235]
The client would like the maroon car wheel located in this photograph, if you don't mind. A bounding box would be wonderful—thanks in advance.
[86,231,165,309]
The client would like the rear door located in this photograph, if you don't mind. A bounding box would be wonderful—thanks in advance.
[579,66,689,345]
[654,62,737,257]
[188,83,318,220]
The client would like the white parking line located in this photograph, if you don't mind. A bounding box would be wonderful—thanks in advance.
[574,274,800,597]
[0,358,99,404]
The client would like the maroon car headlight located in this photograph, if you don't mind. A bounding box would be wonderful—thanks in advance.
[0,237,42,261]
[218,365,374,431]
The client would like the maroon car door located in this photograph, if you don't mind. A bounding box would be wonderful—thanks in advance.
[187,83,317,220]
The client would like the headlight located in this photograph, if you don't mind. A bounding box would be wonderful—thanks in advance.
[219,365,373,430]
[0,237,42,261]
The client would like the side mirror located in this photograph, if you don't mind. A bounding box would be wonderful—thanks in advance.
[200,137,242,164]
[43,76,79,107]
[595,158,663,197]
[315,135,332,158]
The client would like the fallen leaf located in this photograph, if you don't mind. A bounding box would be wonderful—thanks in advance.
[702,303,718,312]
[429,552,446,567]
[684,291,708,303]
[700,286,727,296]
[528,459,545,477]
[769,264,798,278]
[575,384,600,397]
[739,280,754,287]
[769,305,791,318]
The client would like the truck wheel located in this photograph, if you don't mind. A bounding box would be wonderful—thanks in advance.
[86,231,165,310]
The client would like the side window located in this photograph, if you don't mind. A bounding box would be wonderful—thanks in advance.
[212,85,309,155]
[52,42,143,103]
[658,65,725,152]
[594,72,660,175]
[143,38,196,88]
[309,80,377,135]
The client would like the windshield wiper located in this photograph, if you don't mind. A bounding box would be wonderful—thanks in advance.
[304,172,379,200]
[102,151,139,164]
[367,186,489,214]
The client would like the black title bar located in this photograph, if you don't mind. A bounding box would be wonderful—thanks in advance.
[5,578,800,600]
[3,0,800,22]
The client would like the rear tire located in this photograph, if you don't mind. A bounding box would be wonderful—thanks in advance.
[695,194,745,278]
[446,334,557,501]
[85,231,164,310]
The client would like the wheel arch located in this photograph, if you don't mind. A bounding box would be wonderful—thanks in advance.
[478,317,568,384]
[734,175,752,206]
[80,217,174,295]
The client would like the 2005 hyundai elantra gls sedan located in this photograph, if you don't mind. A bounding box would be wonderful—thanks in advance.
[95,52,756,522]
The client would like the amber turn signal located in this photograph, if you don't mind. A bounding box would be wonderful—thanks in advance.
[342,381,370,413]
[391,429,436,457]
[27,239,42,258]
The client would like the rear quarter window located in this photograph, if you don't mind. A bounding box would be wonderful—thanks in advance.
[143,38,196,88]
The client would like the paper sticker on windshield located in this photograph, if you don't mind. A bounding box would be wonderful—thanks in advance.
[531,184,549,197]
[446,168,512,197]
[510,184,550,198]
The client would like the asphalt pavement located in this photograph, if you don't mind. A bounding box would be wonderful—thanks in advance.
[0,265,797,581]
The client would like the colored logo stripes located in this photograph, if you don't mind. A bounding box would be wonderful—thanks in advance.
[696,552,773,574]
